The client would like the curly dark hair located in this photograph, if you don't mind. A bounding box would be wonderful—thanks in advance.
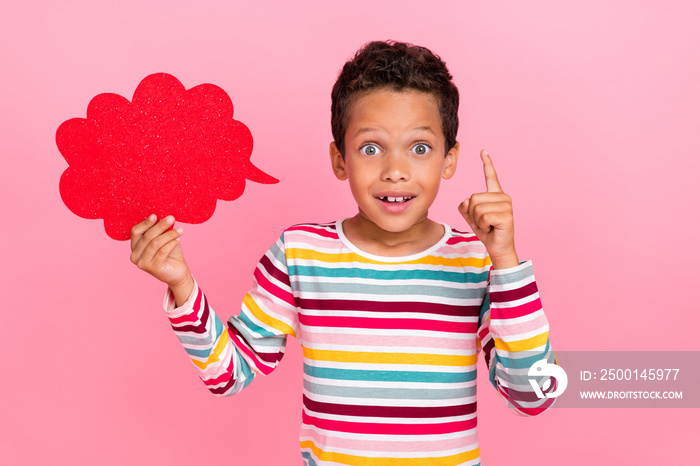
[331,40,459,157]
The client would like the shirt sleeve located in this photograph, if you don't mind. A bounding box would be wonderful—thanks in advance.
[162,233,299,396]
[477,259,558,416]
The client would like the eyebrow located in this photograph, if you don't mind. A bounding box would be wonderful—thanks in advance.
[352,126,437,138]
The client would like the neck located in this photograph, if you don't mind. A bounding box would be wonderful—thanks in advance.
[343,212,443,257]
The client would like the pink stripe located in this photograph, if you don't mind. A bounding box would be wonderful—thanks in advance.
[289,224,338,239]
[302,411,477,435]
[291,235,346,254]
[168,289,204,324]
[302,330,478,351]
[498,385,556,416]
[445,232,478,243]
[228,327,275,375]
[488,313,549,338]
[300,315,477,334]
[203,356,234,386]
[253,268,296,308]
[490,297,542,320]
[489,281,538,304]
[299,426,478,453]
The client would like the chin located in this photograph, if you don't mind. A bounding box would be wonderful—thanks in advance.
[368,214,425,234]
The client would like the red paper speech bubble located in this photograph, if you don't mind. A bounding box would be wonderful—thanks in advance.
[57,73,278,240]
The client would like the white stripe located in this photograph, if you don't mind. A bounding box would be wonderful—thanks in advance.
[304,359,477,372]
[301,326,478,340]
[303,374,477,390]
[303,343,479,356]
[302,406,477,425]
[304,392,477,408]
[300,425,478,442]
[300,309,479,321]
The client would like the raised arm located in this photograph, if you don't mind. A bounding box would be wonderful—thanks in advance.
[458,151,557,414]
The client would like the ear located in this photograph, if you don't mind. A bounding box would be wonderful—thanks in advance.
[330,141,348,180]
[442,141,459,179]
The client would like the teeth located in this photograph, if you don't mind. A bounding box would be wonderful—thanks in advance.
[388,197,397,202]
[380,196,412,203]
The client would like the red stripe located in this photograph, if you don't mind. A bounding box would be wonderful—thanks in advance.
[489,281,538,304]
[253,266,296,308]
[259,254,293,291]
[299,314,477,334]
[288,224,338,239]
[445,233,479,244]
[489,297,542,320]
[302,410,476,435]
[227,322,284,366]
[303,395,476,418]
[203,357,234,386]
[227,326,276,375]
[168,288,204,324]
[298,298,480,318]
[170,292,210,334]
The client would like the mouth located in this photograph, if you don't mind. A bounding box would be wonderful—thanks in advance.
[376,196,414,204]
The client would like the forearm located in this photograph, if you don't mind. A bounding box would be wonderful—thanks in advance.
[164,280,251,396]
[480,260,555,415]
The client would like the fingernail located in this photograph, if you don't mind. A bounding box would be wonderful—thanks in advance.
[148,214,156,222]
[176,228,184,234]
[166,216,174,224]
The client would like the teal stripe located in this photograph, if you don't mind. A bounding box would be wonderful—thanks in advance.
[301,451,319,466]
[182,317,225,358]
[304,380,476,400]
[489,260,533,286]
[496,342,553,369]
[288,265,489,284]
[237,351,255,389]
[303,364,477,384]
[232,311,278,338]
[489,341,553,389]
[268,238,287,264]
[296,279,486,299]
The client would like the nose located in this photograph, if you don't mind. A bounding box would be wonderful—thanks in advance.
[380,151,409,182]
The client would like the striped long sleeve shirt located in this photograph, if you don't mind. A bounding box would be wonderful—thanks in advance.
[163,220,556,465]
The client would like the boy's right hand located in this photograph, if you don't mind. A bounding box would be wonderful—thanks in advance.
[130,214,192,292]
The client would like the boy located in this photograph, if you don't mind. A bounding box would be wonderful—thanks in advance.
[130,41,555,465]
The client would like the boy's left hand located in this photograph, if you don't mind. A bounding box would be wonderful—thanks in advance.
[458,149,520,270]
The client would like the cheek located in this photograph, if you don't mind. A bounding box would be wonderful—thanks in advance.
[346,159,374,184]
[418,159,446,183]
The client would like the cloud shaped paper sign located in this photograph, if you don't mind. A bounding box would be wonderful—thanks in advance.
[57,73,278,240]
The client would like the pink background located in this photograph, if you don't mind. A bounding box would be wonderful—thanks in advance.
[2,1,698,464]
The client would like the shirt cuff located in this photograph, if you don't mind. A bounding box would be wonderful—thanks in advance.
[163,279,200,319]
[489,259,535,288]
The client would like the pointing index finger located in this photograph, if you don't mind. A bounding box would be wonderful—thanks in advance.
[481,149,503,193]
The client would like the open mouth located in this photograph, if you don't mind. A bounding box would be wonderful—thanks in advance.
[378,196,414,203]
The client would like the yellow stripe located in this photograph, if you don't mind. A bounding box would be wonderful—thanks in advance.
[288,248,490,268]
[300,440,480,465]
[244,294,297,338]
[303,347,477,367]
[191,328,230,369]
[494,331,549,352]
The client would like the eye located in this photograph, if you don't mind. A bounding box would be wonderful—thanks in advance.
[411,143,431,155]
[359,144,380,156]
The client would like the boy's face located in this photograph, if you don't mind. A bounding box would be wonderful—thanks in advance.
[330,88,459,235]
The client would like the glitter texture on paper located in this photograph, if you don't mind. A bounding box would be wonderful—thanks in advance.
[56,73,278,240]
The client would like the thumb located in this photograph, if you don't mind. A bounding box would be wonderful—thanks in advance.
[458,198,476,230]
